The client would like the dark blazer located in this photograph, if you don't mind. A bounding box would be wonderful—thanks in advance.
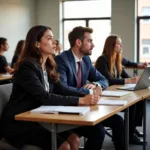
[55,49,108,94]
[1,58,85,137]
[95,55,130,86]
[122,58,138,67]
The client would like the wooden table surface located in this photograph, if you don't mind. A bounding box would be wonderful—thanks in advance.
[0,74,12,81]
[15,85,150,126]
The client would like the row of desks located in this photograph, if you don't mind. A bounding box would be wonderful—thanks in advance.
[15,85,150,150]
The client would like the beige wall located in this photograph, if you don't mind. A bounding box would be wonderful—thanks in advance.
[0,0,36,62]
[37,0,62,41]
[111,0,136,62]
[0,0,137,67]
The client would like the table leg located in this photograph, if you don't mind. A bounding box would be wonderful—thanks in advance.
[51,123,57,150]
[133,69,138,76]
[125,108,129,150]
[143,99,147,150]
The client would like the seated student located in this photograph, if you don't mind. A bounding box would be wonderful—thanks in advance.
[55,26,125,150]
[11,40,25,68]
[0,37,14,74]
[0,25,106,150]
[95,35,145,145]
[55,39,62,55]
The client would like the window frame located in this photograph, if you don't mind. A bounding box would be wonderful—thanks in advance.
[62,0,111,60]
[137,16,150,62]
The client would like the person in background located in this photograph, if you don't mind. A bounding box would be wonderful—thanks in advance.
[11,40,25,68]
[1,25,106,150]
[55,39,62,55]
[0,37,14,74]
[55,26,125,150]
[95,35,145,145]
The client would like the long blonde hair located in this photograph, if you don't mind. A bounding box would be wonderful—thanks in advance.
[101,35,122,77]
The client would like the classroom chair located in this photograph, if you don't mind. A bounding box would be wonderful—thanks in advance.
[0,83,41,150]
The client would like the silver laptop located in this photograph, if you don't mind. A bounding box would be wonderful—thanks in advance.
[117,67,150,91]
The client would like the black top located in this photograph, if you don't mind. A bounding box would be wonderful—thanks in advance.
[1,58,85,137]
[0,55,8,73]
[122,58,137,67]
[95,55,130,86]
[11,54,19,68]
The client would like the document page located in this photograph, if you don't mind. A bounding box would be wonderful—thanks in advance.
[98,99,127,106]
[31,106,61,114]
[31,106,90,115]
[101,91,131,97]
[57,106,90,115]
[117,84,136,89]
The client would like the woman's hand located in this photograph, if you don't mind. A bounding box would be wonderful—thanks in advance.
[125,76,139,84]
[78,94,100,106]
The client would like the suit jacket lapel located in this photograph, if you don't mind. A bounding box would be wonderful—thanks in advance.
[67,49,78,83]
[39,67,45,87]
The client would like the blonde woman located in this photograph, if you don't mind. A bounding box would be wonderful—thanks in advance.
[95,35,145,145]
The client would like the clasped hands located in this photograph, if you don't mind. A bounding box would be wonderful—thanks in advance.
[78,83,102,106]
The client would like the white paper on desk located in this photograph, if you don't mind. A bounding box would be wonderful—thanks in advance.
[31,106,90,115]
[98,100,127,106]
[101,91,131,97]
[118,84,136,89]
[0,74,12,77]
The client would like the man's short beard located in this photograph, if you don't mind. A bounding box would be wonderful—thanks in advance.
[79,46,91,56]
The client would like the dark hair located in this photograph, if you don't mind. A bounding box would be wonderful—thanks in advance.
[14,40,25,55]
[68,26,93,47]
[55,39,59,46]
[0,37,7,47]
[15,25,59,83]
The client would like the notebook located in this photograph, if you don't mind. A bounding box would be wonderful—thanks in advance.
[117,67,150,91]
[98,99,127,106]
[31,106,90,115]
[101,91,131,97]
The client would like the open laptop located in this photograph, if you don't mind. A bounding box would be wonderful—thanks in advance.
[117,67,150,91]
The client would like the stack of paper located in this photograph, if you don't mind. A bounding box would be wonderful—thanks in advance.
[31,106,90,115]
[101,91,131,97]
[98,100,127,106]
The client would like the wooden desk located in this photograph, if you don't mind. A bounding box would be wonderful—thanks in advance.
[15,86,150,150]
[0,74,12,81]
[108,85,150,150]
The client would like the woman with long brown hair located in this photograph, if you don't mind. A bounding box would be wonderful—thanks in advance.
[1,25,105,150]
[95,35,145,145]
[11,40,25,68]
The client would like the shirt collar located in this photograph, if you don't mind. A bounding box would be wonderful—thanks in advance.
[72,50,82,63]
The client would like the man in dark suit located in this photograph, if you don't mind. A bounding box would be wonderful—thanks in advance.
[55,26,125,150]
[55,27,108,95]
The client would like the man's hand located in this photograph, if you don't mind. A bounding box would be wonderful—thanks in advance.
[83,83,96,89]
[93,86,102,96]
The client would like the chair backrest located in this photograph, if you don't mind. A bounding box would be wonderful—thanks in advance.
[0,83,12,118]
[0,83,42,150]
